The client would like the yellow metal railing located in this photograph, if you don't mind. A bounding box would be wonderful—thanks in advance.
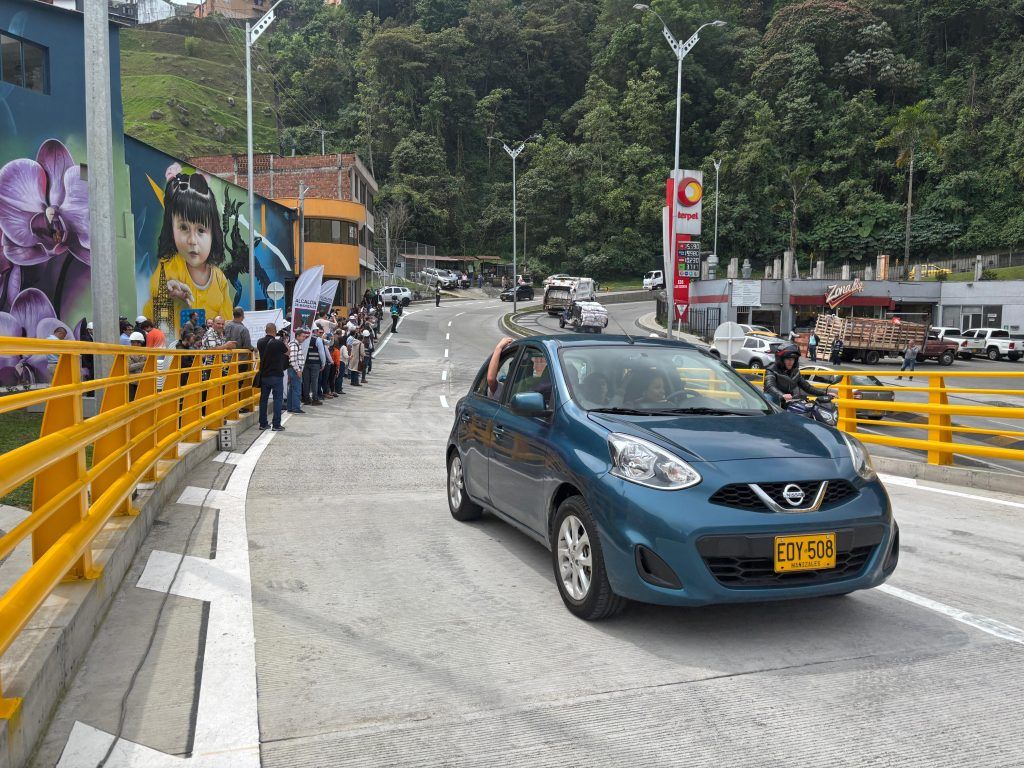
[0,337,257,718]
[738,368,1024,466]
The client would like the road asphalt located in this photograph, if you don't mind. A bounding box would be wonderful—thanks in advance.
[33,297,1024,768]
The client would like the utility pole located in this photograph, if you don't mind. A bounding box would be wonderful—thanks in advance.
[713,158,722,261]
[384,217,391,276]
[315,128,331,156]
[84,0,119,356]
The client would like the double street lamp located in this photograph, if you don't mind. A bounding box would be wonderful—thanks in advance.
[246,0,286,309]
[488,134,540,313]
[634,5,725,294]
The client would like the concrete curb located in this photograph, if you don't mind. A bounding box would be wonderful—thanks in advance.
[0,413,255,768]
[502,306,546,339]
[872,455,1020,495]
[635,311,708,346]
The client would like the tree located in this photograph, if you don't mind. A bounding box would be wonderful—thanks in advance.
[877,100,941,268]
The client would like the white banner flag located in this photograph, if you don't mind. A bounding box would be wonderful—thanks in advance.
[318,279,340,311]
[291,265,324,340]
[243,309,285,344]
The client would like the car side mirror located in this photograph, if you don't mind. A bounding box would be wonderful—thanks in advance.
[510,391,550,417]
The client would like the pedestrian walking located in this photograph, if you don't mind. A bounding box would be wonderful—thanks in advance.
[361,328,372,382]
[829,337,844,366]
[390,301,400,334]
[287,328,307,413]
[435,283,441,307]
[256,323,287,431]
[898,340,920,380]
[808,331,819,363]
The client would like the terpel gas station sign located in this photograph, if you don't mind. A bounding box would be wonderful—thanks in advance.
[665,170,703,321]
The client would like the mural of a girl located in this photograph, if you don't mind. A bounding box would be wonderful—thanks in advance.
[142,171,233,337]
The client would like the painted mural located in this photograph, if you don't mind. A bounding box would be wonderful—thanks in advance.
[0,138,91,385]
[126,137,295,339]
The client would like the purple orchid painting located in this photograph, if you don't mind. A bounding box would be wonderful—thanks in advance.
[0,139,90,385]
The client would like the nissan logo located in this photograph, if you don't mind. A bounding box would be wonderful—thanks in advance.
[782,484,806,506]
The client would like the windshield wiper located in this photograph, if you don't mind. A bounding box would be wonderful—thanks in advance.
[644,407,756,416]
[589,407,654,415]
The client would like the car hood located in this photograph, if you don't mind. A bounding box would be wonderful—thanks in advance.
[587,411,845,462]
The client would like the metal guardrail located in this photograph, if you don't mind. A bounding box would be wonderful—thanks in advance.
[0,337,256,719]
[737,368,1024,466]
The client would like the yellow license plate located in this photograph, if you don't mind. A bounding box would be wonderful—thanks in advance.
[774,533,836,573]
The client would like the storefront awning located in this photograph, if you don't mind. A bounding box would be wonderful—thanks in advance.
[789,294,896,308]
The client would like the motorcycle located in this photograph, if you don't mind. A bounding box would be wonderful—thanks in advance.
[785,394,838,427]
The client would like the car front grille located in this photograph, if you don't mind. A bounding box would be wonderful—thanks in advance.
[708,479,857,512]
[697,526,885,589]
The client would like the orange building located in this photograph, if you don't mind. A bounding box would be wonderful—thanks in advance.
[193,0,264,19]
[190,152,378,314]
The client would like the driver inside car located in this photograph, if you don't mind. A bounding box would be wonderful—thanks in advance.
[623,368,675,409]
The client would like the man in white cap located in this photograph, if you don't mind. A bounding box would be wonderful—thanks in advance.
[135,315,149,337]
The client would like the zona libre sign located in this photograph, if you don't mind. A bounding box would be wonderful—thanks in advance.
[825,278,865,309]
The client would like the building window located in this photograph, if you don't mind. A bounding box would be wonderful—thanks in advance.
[304,217,358,245]
[1,32,47,93]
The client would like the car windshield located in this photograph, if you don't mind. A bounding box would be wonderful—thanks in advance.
[559,345,772,415]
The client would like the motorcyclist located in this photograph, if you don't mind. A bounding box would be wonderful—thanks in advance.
[764,342,831,404]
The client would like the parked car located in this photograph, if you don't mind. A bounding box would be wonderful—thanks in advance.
[378,286,413,306]
[918,333,959,366]
[909,264,952,279]
[446,336,898,620]
[802,366,895,420]
[500,284,535,302]
[420,268,458,289]
[930,326,964,341]
[643,270,665,290]
[714,334,785,369]
[957,328,1021,361]
[739,324,776,336]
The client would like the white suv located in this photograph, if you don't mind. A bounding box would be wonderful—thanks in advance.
[379,286,413,306]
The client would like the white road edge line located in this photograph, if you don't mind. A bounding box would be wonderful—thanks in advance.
[879,473,1024,509]
[447,320,452,327]
[57,416,289,767]
[878,584,1024,646]
[440,395,449,408]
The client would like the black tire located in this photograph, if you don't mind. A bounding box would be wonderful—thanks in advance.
[915,354,926,363]
[939,350,955,366]
[447,452,482,522]
[748,359,763,370]
[401,297,411,307]
[550,496,626,621]
[863,350,880,365]
[960,352,973,360]
[987,346,1001,361]
[1009,353,1021,362]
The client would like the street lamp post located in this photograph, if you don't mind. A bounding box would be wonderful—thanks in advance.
[712,157,722,261]
[634,5,725,328]
[488,135,540,314]
[246,0,286,310]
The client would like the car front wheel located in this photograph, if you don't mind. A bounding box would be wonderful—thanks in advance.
[447,453,482,522]
[939,350,955,366]
[551,496,626,621]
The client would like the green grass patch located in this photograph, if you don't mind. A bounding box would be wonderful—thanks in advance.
[942,265,1024,282]
[598,280,645,291]
[0,411,42,509]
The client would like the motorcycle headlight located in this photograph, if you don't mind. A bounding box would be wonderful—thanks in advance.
[820,407,838,426]
[843,433,876,481]
[608,433,702,490]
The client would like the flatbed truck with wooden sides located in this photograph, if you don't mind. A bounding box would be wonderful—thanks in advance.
[812,315,958,365]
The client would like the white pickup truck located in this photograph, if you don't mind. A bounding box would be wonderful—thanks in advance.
[957,328,1021,361]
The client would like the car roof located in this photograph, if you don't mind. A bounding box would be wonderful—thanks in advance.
[512,335,702,352]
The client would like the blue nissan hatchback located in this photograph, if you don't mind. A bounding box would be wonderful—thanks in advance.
[446,336,899,620]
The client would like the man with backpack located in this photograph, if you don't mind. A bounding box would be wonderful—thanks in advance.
[390,300,400,334]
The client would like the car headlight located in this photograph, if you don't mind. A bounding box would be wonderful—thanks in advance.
[843,433,876,481]
[608,433,701,490]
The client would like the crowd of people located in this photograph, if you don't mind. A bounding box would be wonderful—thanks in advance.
[254,302,388,431]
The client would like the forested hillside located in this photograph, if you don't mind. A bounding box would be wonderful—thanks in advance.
[145,1,1024,278]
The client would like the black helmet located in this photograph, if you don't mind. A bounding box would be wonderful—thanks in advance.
[775,342,800,366]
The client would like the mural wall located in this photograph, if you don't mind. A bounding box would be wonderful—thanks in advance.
[125,136,295,339]
[0,1,135,387]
